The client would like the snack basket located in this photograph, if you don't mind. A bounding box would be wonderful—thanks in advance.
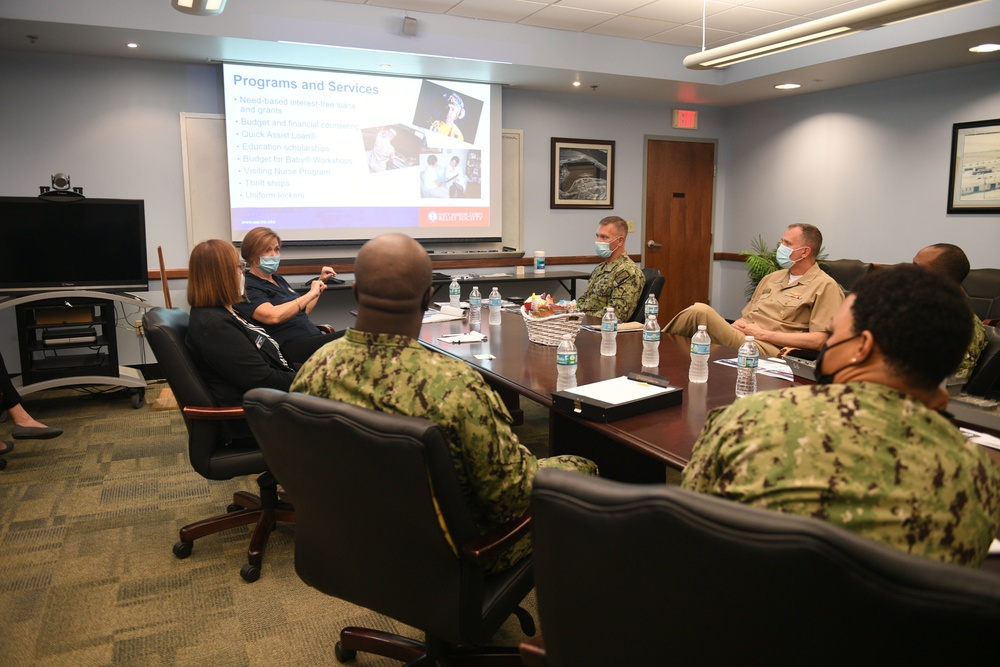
[520,306,584,346]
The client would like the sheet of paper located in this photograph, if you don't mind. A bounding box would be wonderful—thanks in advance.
[423,310,464,323]
[559,375,673,405]
[715,357,794,382]
[437,331,488,344]
[434,301,468,309]
[581,321,644,333]
[959,427,1000,451]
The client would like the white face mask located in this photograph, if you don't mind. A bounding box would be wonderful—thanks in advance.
[776,244,803,269]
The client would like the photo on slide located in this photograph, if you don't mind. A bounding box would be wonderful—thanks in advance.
[412,81,483,145]
[418,149,482,200]
[360,124,426,173]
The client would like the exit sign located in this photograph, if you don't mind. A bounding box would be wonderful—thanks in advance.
[672,109,698,130]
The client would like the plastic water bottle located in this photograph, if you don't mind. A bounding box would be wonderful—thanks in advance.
[641,313,660,367]
[556,334,578,391]
[449,278,460,308]
[600,306,617,356]
[689,325,711,384]
[735,335,759,398]
[468,285,481,325]
[644,292,658,320]
[488,287,502,325]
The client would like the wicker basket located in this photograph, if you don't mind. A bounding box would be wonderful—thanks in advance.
[520,306,584,346]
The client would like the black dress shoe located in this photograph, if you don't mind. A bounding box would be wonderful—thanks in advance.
[12,425,63,440]
[0,440,13,455]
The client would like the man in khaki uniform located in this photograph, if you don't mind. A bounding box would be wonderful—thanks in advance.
[292,233,597,573]
[664,223,843,358]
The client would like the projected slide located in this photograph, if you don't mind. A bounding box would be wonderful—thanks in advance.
[223,63,498,245]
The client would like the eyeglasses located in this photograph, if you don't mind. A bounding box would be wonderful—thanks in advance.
[238,260,248,271]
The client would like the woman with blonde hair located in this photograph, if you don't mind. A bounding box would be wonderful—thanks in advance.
[186,239,296,408]
[235,227,342,364]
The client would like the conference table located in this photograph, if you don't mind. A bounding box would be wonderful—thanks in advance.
[419,308,790,483]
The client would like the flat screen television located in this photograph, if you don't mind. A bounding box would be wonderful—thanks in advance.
[0,196,148,295]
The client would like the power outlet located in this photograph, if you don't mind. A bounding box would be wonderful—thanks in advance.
[627,219,635,233]
[135,320,145,337]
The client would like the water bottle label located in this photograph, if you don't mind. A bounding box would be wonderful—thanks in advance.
[646,305,658,316]
[738,355,759,368]
[490,298,501,307]
[535,257,546,270]
[556,352,577,365]
[643,331,660,343]
[601,321,617,332]
[691,343,710,355]
[469,297,481,307]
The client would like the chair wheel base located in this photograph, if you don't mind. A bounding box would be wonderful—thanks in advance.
[335,641,357,663]
[240,564,261,582]
[173,541,193,559]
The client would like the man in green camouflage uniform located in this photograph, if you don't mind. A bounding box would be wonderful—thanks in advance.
[576,215,645,321]
[913,243,989,383]
[292,233,598,573]
[682,265,1000,567]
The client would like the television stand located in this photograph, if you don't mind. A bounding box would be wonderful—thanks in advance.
[1,291,149,409]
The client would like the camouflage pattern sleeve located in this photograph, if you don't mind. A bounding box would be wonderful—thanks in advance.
[576,256,644,320]
[954,314,989,382]
[679,382,1000,566]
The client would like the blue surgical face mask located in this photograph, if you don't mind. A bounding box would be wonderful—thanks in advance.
[776,244,803,269]
[258,255,280,275]
[595,237,620,259]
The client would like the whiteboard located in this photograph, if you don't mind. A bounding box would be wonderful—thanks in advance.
[179,112,522,255]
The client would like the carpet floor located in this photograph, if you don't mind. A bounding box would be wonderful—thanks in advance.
[0,384,549,666]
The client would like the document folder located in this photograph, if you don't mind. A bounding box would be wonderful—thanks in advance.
[551,374,683,423]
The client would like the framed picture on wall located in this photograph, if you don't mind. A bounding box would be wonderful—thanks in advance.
[947,118,1000,214]
[550,138,615,209]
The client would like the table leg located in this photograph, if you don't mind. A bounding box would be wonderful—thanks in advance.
[549,408,667,483]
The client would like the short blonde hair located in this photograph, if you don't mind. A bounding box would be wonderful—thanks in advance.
[188,239,242,308]
[241,226,281,265]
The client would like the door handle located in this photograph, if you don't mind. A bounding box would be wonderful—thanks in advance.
[647,240,662,248]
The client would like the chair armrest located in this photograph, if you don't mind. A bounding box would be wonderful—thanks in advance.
[182,406,246,420]
[461,508,532,565]
[315,324,335,334]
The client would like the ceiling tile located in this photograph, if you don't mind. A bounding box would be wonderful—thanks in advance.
[647,24,739,48]
[518,5,616,31]
[703,5,796,33]
[586,15,680,39]
[555,0,652,11]
[365,0,461,13]
[628,0,738,25]
[447,0,548,22]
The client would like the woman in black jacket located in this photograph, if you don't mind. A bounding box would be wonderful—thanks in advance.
[186,239,296,408]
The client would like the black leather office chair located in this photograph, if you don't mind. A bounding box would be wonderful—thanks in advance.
[963,268,1000,321]
[822,258,873,293]
[142,307,294,582]
[524,469,1000,667]
[965,324,1000,397]
[629,268,665,323]
[243,388,536,665]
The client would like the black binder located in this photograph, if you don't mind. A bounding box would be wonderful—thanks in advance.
[551,372,683,423]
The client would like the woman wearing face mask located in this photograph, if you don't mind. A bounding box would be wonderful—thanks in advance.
[186,239,297,411]
[235,227,343,364]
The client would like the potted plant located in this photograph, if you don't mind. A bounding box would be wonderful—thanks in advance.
[740,235,779,300]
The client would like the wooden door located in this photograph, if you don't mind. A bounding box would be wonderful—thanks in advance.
[643,140,715,321]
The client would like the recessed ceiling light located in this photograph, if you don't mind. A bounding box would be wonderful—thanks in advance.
[774,83,801,90]
[970,43,1000,53]
[127,42,139,49]
[572,81,581,87]
[380,63,391,69]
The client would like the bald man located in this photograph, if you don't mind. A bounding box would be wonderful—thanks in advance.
[913,243,988,383]
[291,233,597,573]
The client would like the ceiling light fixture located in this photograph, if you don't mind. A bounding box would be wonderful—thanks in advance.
[127,42,139,49]
[970,43,1000,53]
[573,81,581,87]
[684,0,983,69]
[171,0,227,17]
[774,83,801,90]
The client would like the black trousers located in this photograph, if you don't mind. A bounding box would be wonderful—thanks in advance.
[281,330,345,366]
[0,350,21,412]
